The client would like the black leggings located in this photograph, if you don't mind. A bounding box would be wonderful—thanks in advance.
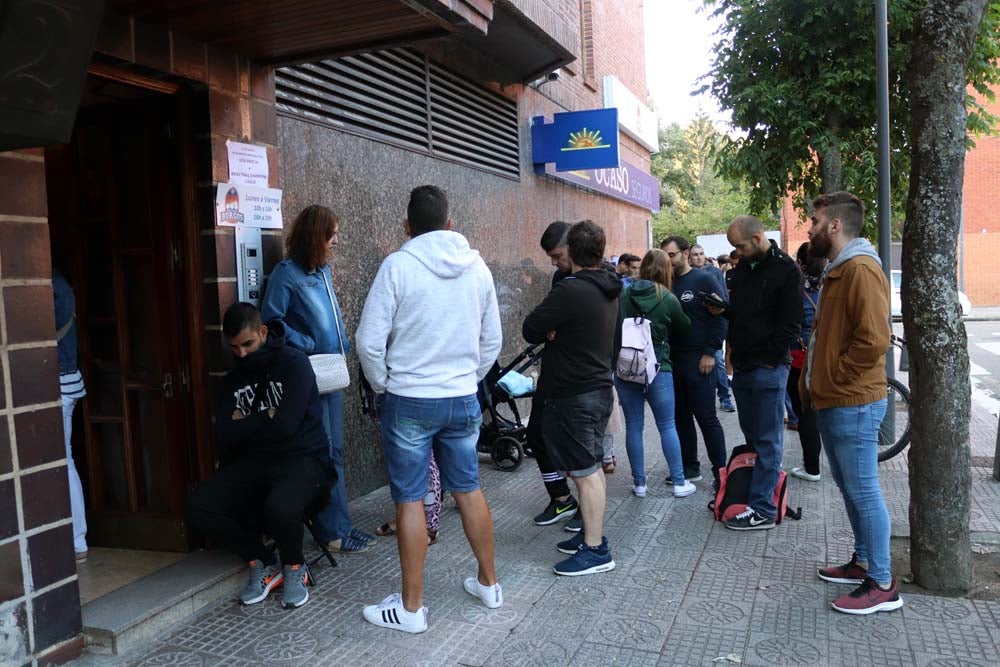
[787,366,822,475]
[188,455,330,565]
[527,392,571,499]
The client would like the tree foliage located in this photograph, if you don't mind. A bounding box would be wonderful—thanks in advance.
[650,114,760,243]
[701,0,1000,238]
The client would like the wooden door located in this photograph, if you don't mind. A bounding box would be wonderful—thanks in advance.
[47,94,196,551]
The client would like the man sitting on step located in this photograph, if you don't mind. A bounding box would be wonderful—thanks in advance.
[188,302,333,609]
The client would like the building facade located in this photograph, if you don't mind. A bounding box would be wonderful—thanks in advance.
[0,0,655,662]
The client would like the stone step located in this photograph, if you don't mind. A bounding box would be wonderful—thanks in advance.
[82,550,244,656]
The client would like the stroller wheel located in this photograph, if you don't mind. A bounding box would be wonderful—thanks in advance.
[491,435,524,471]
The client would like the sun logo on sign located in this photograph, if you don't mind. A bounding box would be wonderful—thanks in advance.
[562,128,610,151]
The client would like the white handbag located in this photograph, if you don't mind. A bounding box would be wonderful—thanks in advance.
[309,270,350,394]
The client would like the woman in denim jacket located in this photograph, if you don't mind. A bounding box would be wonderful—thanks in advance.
[261,205,375,553]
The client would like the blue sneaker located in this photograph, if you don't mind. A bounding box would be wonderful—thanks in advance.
[557,531,584,555]
[326,534,371,553]
[554,538,615,576]
[720,399,736,413]
[350,528,377,544]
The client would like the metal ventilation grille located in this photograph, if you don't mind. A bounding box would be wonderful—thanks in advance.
[428,62,520,177]
[276,49,521,179]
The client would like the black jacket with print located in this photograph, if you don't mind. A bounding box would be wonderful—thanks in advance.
[215,321,330,465]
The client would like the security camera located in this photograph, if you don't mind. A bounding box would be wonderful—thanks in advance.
[546,69,562,82]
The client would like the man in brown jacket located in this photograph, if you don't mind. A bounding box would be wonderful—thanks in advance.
[799,191,902,616]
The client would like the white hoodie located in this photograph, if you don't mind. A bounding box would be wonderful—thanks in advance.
[355,230,503,398]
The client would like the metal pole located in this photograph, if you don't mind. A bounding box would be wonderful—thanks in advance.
[875,0,896,449]
[876,0,894,379]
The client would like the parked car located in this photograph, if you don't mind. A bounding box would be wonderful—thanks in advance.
[890,270,971,319]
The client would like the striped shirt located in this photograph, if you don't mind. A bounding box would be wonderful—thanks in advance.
[60,370,87,400]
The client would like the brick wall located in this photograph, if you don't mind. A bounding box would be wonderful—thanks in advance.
[962,89,1000,305]
[0,148,84,665]
[0,11,282,664]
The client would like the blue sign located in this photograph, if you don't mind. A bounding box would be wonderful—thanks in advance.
[539,160,661,213]
[531,108,620,172]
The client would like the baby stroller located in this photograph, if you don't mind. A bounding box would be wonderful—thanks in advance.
[476,343,544,471]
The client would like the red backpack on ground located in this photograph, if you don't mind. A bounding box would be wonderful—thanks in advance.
[712,444,802,523]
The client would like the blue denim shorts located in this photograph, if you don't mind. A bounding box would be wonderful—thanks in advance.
[379,392,483,503]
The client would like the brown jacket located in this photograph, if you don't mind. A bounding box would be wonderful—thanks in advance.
[800,253,890,409]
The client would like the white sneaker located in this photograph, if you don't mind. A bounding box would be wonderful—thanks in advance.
[633,484,647,498]
[362,593,428,633]
[463,577,503,609]
[790,467,821,482]
[673,481,697,498]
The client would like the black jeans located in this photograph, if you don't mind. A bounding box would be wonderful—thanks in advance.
[787,366,822,475]
[673,354,728,481]
[187,454,330,565]
[527,392,571,499]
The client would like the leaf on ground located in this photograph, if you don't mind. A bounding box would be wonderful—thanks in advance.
[712,654,742,664]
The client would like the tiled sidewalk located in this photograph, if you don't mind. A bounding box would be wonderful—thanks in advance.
[72,406,1000,667]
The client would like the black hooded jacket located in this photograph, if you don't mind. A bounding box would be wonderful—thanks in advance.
[215,321,330,464]
[523,267,622,397]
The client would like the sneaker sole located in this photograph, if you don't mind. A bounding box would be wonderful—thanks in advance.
[463,579,503,609]
[831,597,904,615]
[557,544,582,555]
[724,522,775,531]
[533,507,578,526]
[564,524,582,533]
[239,574,285,605]
[361,612,428,633]
[818,573,866,585]
[553,560,616,576]
[283,587,310,609]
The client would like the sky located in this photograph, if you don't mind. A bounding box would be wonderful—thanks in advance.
[644,0,729,127]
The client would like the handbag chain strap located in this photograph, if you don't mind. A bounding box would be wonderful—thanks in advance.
[319,268,347,357]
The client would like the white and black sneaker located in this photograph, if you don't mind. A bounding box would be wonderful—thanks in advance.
[463,577,503,609]
[362,593,428,633]
[724,507,775,531]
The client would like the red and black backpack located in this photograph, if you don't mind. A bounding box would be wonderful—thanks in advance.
[712,444,802,523]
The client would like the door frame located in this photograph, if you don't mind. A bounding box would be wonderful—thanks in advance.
[82,63,214,537]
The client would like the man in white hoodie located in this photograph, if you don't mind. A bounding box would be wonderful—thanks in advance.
[356,185,504,633]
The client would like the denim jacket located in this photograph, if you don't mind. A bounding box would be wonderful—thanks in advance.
[260,258,351,356]
[53,270,79,373]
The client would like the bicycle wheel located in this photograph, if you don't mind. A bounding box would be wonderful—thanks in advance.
[878,377,911,462]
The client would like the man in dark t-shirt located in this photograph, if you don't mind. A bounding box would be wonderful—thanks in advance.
[660,236,729,489]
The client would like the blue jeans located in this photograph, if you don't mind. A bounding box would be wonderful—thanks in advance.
[615,373,685,486]
[379,393,482,503]
[714,349,731,402]
[314,390,353,542]
[731,364,789,519]
[815,400,891,585]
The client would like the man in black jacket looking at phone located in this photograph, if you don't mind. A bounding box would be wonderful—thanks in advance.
[661,236,729,490]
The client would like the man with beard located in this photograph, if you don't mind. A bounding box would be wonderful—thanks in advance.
[800,191,901,615]
[717,216,801,530]
[188,303,333,609]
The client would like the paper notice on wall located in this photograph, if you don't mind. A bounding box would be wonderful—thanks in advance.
[216,183,283,229]
[226,141,269,186]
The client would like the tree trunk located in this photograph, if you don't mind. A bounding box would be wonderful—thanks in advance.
[818,122,843,193]
[902,0,985,592]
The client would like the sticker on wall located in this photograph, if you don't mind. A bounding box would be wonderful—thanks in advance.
[226,141,269,186]
[215,183,283,229]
